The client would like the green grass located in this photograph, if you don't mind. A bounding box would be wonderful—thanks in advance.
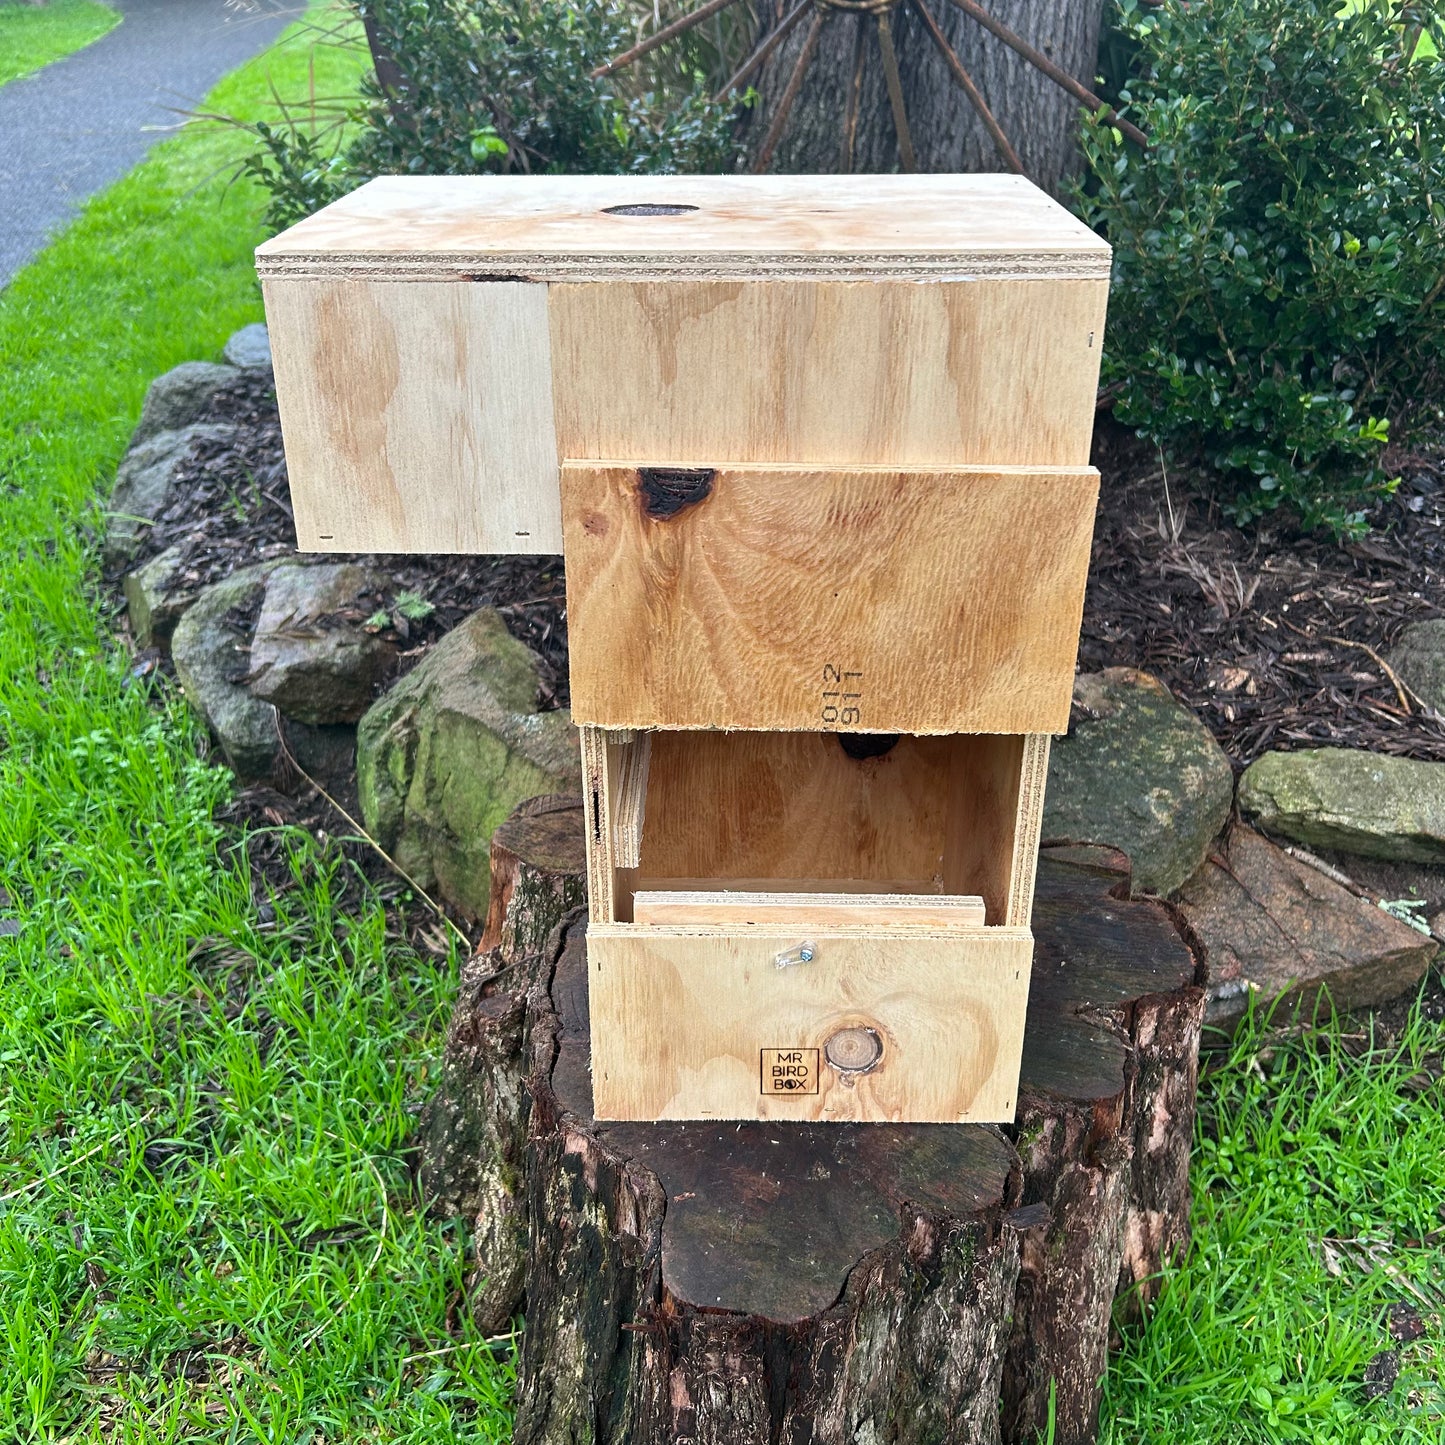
[1103,996,1445,1444]
[0,5,514,1439]
[0,0,119,88]
[3,1,1445,1439]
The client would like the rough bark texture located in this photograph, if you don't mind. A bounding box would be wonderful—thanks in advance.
[424,803,1202,1443]
[417,794,586,1333]
[1002,845,1204,1444]
[515,921,1029,1445]
[741,0,1107,196]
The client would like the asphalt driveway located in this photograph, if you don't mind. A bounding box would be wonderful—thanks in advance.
[0,0,295,286]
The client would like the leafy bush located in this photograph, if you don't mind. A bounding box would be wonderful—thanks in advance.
[244,1,741,232]
[1081,0,1445,535]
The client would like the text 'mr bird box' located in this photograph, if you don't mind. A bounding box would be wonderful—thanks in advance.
[257,173,1111,1126]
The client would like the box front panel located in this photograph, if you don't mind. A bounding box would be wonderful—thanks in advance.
[549,278,1107,467]
[564,463,1098,734]
[262,277,562,553]
[587,925,1033,1122]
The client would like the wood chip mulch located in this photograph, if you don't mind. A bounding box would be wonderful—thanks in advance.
[114,373,1445,768]
[1082,418,1445,766]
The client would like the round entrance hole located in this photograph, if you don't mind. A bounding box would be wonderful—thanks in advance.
[600,203,700,217]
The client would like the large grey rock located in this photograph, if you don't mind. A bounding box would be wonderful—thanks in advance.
[358,609,579,920]
[122,545,195,648]
[1043,668,1235,897]
[1239,748,1445,863]
[105,422,237,567]
[247,563,394,725]
[222,323,271,371]
[1176,822,1436,1039]
[171,563,281,781]
[132,361,238,445]
[1390,620,1445,713]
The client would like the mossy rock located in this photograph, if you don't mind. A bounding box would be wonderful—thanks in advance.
[1239,748,1445,863]
[1043,669,1234,897]
[357,609,579,920]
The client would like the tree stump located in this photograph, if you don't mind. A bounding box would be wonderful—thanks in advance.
[422,805,1202,1445]
[418,795,588,1334]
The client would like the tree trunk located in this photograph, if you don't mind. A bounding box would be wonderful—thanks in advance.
[426,805,1203,1445]
[741,0,1106,196]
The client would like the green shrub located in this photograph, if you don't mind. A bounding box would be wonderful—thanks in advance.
[243,1,740,232]
[1081,0,1445,536]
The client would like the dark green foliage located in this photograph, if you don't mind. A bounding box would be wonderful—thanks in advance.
[1081,0,1445,536]
[247,1,740,232]
[240,121,355,231]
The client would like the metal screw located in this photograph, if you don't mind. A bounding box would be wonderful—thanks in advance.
[774,940,816,969]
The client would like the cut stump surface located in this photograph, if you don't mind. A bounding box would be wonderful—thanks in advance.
[442,826,1203,1445]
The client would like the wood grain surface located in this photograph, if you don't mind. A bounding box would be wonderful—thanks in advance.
[255,173,1111,281]
[550,281,1107,470]
[586,923,1032,1121]
[564,463,1099,733]
[631,890,986,928]
[263,277,562,553]
[634,730,956,887]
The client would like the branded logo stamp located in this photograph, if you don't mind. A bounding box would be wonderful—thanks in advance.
[760,1048,819,1095]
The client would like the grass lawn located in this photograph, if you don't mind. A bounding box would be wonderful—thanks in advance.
[1103,1002,1445,1444]
[0,0,118,88]
[1,1,1444,1440]
[0,4,514,1439]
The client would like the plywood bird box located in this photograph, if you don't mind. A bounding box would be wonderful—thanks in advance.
[258,173,1111,1125]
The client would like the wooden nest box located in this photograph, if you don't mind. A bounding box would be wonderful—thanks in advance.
[257,173,1111,1126]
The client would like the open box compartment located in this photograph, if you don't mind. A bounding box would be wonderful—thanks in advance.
[582,728,1048,1123]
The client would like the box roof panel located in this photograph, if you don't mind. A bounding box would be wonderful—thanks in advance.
[256,173,1111,281]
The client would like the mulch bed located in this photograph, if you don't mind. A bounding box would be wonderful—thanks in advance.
[116,372,1445,769]
[1082,418,1445,765]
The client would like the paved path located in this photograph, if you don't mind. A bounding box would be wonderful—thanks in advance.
[0,0,295,287]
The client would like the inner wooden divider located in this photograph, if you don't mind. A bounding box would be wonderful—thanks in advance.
[610,730,1026,926]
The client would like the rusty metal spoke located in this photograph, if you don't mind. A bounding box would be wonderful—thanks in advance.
[912,0,1023,173]
[592,0,747,80]
[752,8,827,173]
[714,0,812,102]
[875,8,917,172]
[944,0,1149,147]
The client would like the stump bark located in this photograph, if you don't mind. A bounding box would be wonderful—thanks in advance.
[422,806,1202,1444]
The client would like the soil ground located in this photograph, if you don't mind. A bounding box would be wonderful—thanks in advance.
[1083,420,1445,764]
[120,371,1445,769]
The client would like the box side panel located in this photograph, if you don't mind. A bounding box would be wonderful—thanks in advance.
[262,278,561,553]
[943,734,1024,925]
[1006,734,1052,928]
[563,463,1098,733]
[550,279,1108,468]
[587,926,1033,1122]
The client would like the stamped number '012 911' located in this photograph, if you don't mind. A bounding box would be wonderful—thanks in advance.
[821,663,862,727]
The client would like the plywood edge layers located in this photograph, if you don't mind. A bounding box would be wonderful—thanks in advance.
[1006,734,1052,929]
[580,726,616,923]
[253,252,1113,283]
[588,922,1031,943]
